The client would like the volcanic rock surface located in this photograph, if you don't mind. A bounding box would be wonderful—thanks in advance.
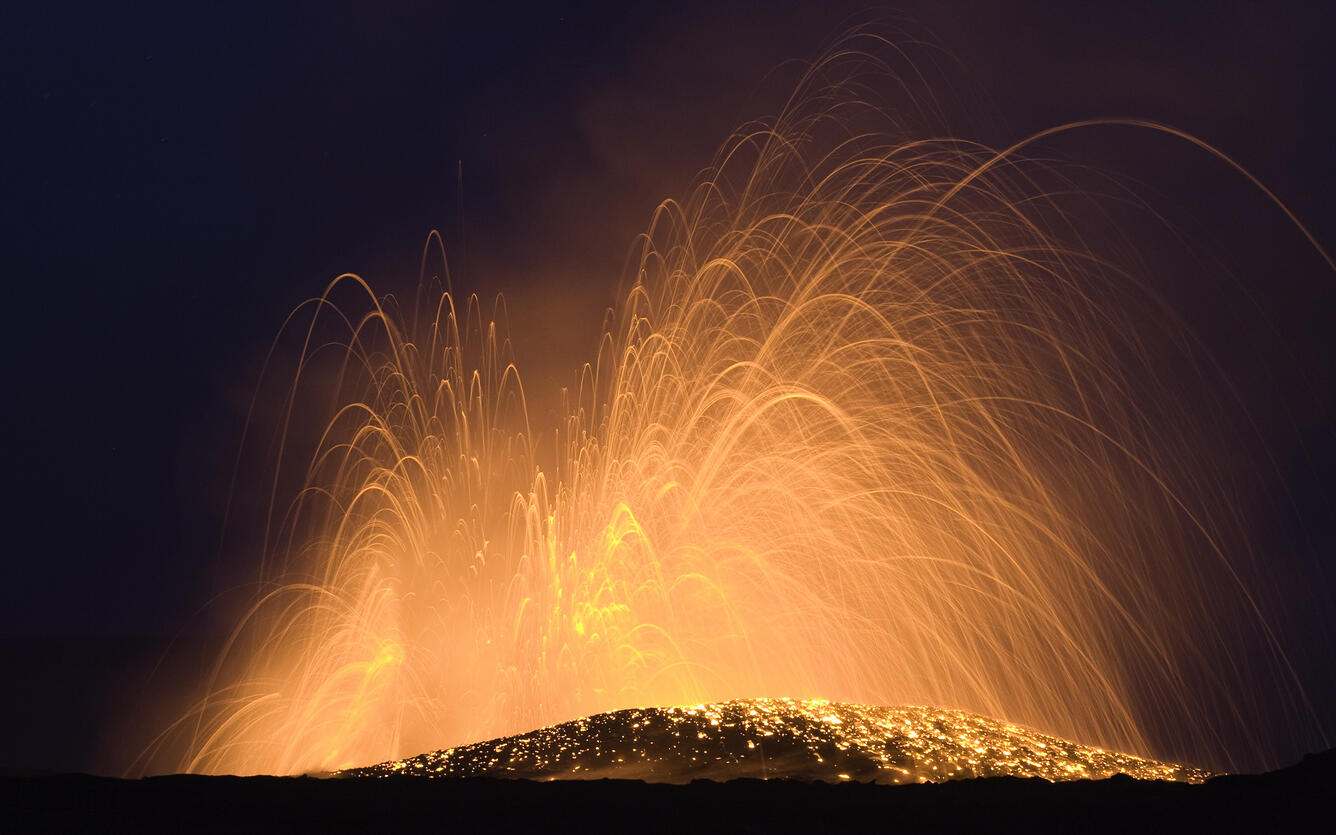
[341,698,1210,784]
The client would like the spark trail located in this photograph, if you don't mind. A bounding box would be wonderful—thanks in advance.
[141,43,1324,778]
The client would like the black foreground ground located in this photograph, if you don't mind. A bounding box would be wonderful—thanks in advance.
[3,748,1331,834]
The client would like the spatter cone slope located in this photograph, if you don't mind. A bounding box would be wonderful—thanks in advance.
[341,699,1211,784]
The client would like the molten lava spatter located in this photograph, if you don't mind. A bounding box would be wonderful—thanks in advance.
[145,40,1326,780]
[340,699,1211,784]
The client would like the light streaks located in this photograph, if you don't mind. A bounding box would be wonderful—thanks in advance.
[139,42,1320,779]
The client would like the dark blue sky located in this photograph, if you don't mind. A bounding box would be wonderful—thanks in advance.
[2,0,1333,773]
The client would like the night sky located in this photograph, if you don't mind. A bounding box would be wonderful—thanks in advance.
[3,1,1333,775]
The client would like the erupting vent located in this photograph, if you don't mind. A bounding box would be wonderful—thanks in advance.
[342,699,1210,784]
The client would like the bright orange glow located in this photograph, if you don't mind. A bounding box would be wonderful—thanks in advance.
[138,47,1323,778]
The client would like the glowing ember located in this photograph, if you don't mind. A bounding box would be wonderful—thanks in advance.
[340,699,1211,784]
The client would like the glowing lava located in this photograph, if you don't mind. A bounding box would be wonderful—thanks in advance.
[341,698,1212,784]
[140,43,1325,778]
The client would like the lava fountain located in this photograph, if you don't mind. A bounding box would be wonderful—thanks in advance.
[142,43,1326,778]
